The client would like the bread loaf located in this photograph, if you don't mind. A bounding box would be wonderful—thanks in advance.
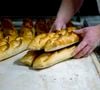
[20,46,76,69]
[19,20,80,70]
[0,18,35,61]
[33,46,76,69]
[2,19,18,41]
[28,27,79,52]
[28,33,56,50]
[19,51,36,66]
[0,19,18,46]
[45,28,79,52]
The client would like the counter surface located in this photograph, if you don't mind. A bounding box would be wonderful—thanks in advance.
[0,51,100,90]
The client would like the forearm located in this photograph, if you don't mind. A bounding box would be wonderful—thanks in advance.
[56,0,84,23]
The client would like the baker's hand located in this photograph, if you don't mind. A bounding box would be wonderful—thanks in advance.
[72,25,100,58]
[49,19,66,32]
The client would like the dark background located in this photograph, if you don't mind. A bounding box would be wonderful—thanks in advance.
[0,0,99,19]
[78,0,99,15]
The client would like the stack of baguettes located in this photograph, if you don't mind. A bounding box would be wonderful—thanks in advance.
[0,18,80,69]
[0,18,35,61]
[19,19,80,70]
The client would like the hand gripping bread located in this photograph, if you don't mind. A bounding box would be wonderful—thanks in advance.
[0,19,35,61]
[19,23,79,69]
[19,20,80,69]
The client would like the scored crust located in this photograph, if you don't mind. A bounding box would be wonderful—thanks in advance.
[0,19,18,46]
[19,51,38,66]
[28,33,56,50]
[20,46,76,69]
[28,27,79,52]
[0,18,80,70]
[19,50,43,66]
[0,18,35,61]
[32,46,76,69]
[44,28,79,52]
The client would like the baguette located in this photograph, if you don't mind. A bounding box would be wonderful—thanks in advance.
[28,33,56,50]
[28,28,79,52]
[20,46,76,69]
[19,22,79,69]
[0,19,18,46]
[1,19,18,42]
[44,28,79,52]
[0,36,31,61]
[28,30,67,50]
[0,19,35,61]
[33,46,76,69]
[20,51,38,66]
[19,18,35,38]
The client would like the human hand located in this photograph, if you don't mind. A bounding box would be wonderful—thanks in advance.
[49,19,66,32]
[72,25,100,58]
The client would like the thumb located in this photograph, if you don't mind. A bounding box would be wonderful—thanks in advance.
[73,29,85,35]
[49,23,62,33]
[56,23,63,30]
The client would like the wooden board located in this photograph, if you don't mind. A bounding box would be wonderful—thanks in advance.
[0,51,100,90]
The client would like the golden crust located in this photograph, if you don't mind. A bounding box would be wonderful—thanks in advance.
[19,51,37,66]
[33,46,76,69]
[45,31,79,52]
[2,19,18,40]
[28,28,79,52]
[0,37,31,61]
[19,50,44,66]
[0,18,35,61]
[0,18,80,70]
[0,19,18,46]
[28,33,56,50]
[19,46,76,69]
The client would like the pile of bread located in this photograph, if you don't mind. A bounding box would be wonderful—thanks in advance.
[0,18,80,69]
[0,18,35,61]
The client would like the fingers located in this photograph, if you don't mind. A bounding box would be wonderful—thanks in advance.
[62,24,66,29]
[74,45,92,58]
[73,38,95,58]
[72,40,88,56]
[73,28,85,33]
[84,48,94,57]
[49,23,66,33]
[55,23,65,30]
